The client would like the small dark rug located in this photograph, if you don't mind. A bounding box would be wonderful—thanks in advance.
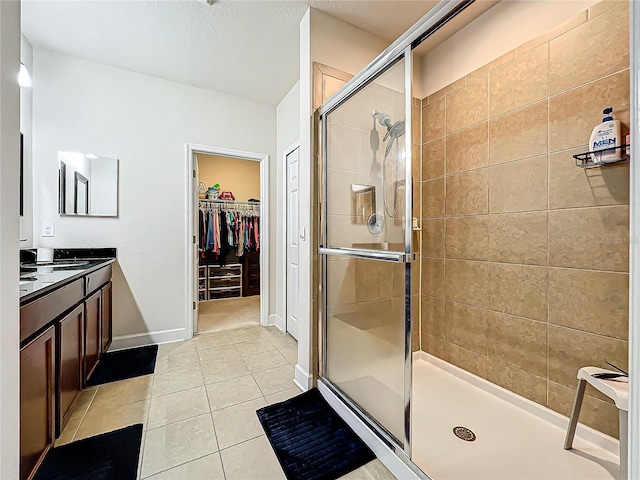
[87,345,158,387]
[34,424,143,480]
[257,388,375,480]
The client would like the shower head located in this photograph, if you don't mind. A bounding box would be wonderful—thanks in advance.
[377,112,393,130]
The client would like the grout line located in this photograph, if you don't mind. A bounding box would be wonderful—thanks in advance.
[201,373,227,480]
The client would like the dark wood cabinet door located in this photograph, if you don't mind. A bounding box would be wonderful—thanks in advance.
[84,290,101,385]
[242,251,260,297]
[57,304,84,435]
[20,325,55,480]
[101,282,112,355]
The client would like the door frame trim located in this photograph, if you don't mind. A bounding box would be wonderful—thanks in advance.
[282,141,300,335]
[184,143,269,339]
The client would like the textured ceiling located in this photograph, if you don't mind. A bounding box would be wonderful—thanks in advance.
[21,0,435,106]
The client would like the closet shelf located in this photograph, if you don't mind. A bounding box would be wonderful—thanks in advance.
[573,145,629,169]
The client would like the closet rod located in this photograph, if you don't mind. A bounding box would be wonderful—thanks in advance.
[198,199,260,206]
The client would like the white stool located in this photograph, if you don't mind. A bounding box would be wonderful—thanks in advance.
[564,366,629,480]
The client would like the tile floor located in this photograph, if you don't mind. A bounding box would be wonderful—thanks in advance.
[57,324,393,480]
[197,296,260,333]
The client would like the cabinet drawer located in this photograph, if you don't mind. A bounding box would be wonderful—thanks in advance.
[20,279,84,344]
[208,287,241,300]
[208,264,241,277]
[85,264,112,295]
[209,276,241,288]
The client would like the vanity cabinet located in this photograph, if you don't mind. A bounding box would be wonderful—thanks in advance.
[101,282,113,354]
[19,262,113,480]
[57,304,84,436]
[84,290,101,384]
[20,325,55,480]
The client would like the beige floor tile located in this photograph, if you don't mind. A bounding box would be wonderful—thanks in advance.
[198,297,260,334]
[154,351,201,374]
[243,350,289,373]
[194,331,235,350]
[147,386,211,430]
[145,453,225,480]
[265,387,302,405]
[211,398,267,449]
[141,414,218,478]
[156,340,197,358]
[55,416,83,446]
[201,356,250,384]
[220,435,285,480]
[234,338,278,357]
[253,365,295,396]
[137,429,146,480]
[279,346,298,365]
[152,367,204,397]
[229,325,270,344]
[75,399,149,441]
[198,344,240,366]
[91,375,153,410]
[205,375,263,411]
[69,387,98,419]
[339,459,396,480]
[265,331,297,349]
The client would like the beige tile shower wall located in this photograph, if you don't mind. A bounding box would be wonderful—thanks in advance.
[418,1,629,438]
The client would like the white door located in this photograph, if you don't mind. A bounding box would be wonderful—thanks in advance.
[193,166,199,335]
[286,146,300,340]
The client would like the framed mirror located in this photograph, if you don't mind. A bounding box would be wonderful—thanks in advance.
[58,151,119,216]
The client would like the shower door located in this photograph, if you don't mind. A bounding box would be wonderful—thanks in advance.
[319,50,413,453]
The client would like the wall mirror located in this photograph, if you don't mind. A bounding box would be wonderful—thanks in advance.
[58,151,119,216]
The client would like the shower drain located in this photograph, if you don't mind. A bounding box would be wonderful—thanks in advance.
[452,426,476,442]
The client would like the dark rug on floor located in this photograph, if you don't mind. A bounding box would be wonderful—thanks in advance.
[256,388,376,480]
[34,424,143,480]
[87,345,158,387]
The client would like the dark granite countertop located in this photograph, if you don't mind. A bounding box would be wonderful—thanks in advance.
[19,249,116,305]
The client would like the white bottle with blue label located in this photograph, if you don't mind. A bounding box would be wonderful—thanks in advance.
[589,106,621,164]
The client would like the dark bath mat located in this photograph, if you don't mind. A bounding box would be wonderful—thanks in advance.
[257,388,376,480]
[87,345,158,387]
[34,424,143,480]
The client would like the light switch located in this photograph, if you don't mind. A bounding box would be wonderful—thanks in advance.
[42,222,55,237]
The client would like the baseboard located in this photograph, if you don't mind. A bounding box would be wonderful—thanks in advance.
[269,313,286,332]
[318,380,423,480]
[109,328,186,351]
[294,364,312,391]
[415,351,620,456]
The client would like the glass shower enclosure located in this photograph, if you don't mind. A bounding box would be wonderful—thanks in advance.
[317,1,470,473]
[318,50,414,453]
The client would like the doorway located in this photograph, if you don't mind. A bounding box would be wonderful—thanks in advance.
[185,144,269,339]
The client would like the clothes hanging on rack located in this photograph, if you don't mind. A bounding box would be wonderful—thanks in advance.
[198,200,260,265]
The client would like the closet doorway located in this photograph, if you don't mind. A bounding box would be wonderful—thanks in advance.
[185,145,269,338]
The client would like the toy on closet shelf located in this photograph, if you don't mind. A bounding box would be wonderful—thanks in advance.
[206,184,220,200]
[219,191,235,200]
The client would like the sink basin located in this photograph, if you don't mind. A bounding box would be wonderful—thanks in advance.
[22,260,89,268]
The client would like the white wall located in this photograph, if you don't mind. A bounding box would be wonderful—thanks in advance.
[420,0,599,96]
[0,2,22,478]
[20,33,33,246]
[275,81,300,330]
[32,49,277,345]
[296,8,390,389]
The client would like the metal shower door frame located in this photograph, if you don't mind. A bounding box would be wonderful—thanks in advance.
[318,45,414,457]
